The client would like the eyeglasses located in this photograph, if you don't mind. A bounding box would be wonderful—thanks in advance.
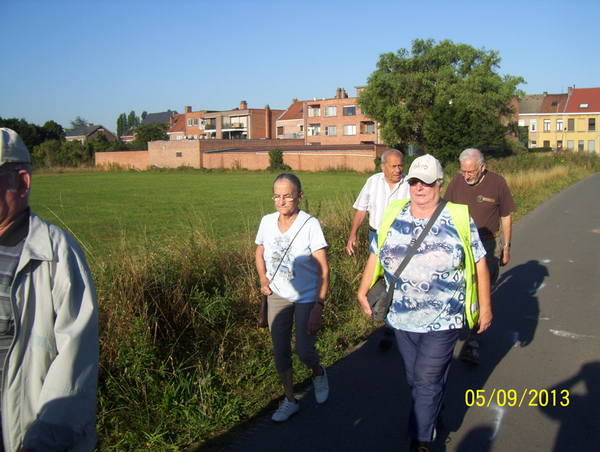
[459,166,482,176]
[271,194,296,202]
[407,179,437,187]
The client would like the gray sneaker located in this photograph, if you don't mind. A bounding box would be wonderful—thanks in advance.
[271,397,299,422]
[312,365,329,403]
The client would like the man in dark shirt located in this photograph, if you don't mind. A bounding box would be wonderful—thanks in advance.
[444,148,516,364]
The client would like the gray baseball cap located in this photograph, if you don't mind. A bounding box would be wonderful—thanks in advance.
[0,128,31,166]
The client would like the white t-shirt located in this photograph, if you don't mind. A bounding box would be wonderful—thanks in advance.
[255,210,327,303]
[353,172,410,230]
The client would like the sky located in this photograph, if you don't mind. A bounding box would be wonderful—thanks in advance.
[1,0,598,134]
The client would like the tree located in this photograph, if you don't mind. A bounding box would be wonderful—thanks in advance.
[357,38,525,163]
[117,113,128,138]
[69,116,88,130]
[267,148,291,172]
[131,122,169,150]
[127,111,140,131]
[141,111,148,121]
[42,120,65,142]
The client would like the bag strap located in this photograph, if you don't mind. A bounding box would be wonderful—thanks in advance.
[271,215,312,280]
[387,199,448,290]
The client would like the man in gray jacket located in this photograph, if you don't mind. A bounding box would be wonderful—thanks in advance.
[0,128,99,452]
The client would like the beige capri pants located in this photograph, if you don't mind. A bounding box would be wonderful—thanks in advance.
[267,292,320,374]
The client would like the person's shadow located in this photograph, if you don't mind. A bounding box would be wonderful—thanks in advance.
[435,260,547,451]
[538,361,600,450]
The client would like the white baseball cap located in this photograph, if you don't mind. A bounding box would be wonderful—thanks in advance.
[0,128,31,166]
[406,154,444,184]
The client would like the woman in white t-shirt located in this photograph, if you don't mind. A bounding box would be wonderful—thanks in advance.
[255,173,330,423]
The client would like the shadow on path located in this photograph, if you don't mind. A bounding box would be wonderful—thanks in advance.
[437,260,545,451]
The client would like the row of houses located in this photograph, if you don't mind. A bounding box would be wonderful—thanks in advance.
[519,86,600,152]
[80,85,600,171]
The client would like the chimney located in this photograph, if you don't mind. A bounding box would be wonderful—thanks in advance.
[543,92,547,97]
[336,87,342,99]
[185,106,192,113]
[568,86,573,95]
[240,100,248,110]
[265,104,271,139]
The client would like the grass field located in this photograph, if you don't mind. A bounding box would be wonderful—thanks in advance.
[29,171,370,258]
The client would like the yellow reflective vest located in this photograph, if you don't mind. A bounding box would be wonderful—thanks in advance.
[370,199,480,329]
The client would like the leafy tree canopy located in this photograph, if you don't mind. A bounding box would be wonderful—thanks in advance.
[132,122,169,150]
[357,38,525,162]
[69,116,88,130]
[0,117,64,151]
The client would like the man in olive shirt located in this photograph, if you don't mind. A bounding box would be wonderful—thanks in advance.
[444,148,516,364]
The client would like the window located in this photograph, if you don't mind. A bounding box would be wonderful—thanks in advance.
[589,118,596,131]
[530,120,537,132]
[343,105,356,116]
[277,126,284,136]
[518,119,525,127]
[556,119,563,131]
[366,123,375,134]
[543,141,550,147]
[557,140,563,149]
[531,141,537,148]
[578,140,584,151]
[193,118,198,126]
[568,118,575,131]
[176,152,183,157]
[325,126,337,136]
[187,119,192,127]
[343,124,356,135]
[307,124,321,136]
[580,103,589,108]
[589,141,596,153]
[324,106,337,117]
[567,140,574,150]
[544,119,551,131]
[308,106,320,117]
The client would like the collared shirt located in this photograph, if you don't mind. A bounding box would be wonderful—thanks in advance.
[0,208,29,409]
[353,172,410,230]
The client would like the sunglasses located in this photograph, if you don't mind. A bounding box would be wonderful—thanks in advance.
[407,179,437,187]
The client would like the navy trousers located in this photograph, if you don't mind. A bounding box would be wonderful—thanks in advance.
[394,328,460,442]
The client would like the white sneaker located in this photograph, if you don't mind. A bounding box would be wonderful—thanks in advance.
[271,397,299,422]
[312,365,329,403]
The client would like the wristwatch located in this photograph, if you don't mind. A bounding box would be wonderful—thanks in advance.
[504,242,511,248]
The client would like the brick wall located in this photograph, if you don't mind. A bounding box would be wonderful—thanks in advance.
[149,140,202,168]
[95,151,149,169]
[96,140,385,172]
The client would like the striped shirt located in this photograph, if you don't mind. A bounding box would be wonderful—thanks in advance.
[353,172,410,231]
[0,209,29,411]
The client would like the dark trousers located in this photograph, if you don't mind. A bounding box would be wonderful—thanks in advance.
[394,328,460,442]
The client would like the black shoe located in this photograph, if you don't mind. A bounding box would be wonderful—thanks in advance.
[378,328,394,350]
[460,343,480,365]
[410,439,429,452]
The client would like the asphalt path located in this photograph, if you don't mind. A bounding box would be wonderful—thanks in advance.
[218,173,600,452]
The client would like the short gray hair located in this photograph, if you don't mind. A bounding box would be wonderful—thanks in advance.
[459,148,484,166]
[381,149,404,164]
[273,173,302,194]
